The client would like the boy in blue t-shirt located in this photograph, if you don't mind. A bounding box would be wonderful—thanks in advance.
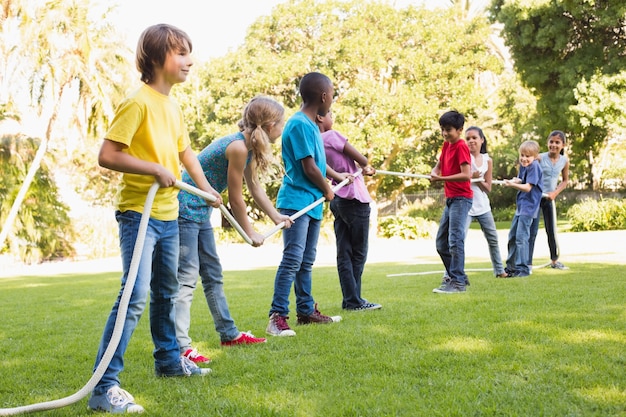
[266,72,342,337]
[503,140,543,278]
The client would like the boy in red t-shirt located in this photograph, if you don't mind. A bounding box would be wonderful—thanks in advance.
[430,110,473,293]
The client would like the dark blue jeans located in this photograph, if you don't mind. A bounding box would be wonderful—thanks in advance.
[435,197,472,286]
[330,197,371,309]
[93,210,180,394]
[506,214,533,275]
[270,211,320,317]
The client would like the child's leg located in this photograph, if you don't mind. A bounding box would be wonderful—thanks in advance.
[294,215,321,315]
[196,219,239,342]
[513,215,533,275]
[176,218,201,352]
[506,215,520,272]
[149,218,182,367]
[543,199,559,261]
[528,207,541,266]
[270,209,308,317]
[447,197,472,285]
[435,203,452,273]
[478,212,505,275]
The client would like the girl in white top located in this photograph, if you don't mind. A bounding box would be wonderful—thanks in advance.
[465,126,507,277]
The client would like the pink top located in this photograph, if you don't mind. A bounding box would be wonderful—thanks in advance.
[322,130,372,203]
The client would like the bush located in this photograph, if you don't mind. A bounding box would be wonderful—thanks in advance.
[567,198,626,231]
[378,215,438,240]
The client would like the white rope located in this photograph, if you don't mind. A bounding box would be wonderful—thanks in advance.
[174,180,253,245]
[262,169,362,239]
[376,170,484,183]
[0,182,160,416]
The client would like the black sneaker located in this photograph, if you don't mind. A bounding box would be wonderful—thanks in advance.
[347,302,382,311]
[297,303,341,325]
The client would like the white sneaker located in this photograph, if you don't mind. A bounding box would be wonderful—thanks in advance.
[266,312,296,336]
[88,386,145,413]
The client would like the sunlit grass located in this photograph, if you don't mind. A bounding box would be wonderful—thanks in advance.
[1,258,625,416]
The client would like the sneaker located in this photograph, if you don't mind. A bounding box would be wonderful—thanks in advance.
[297,303,342,325]
[221,331,267,346]
[496,272,508,278]
[550,261,569,270]
[505,271,529,278]
[182,348,211,364]
[88,386,145,414]
[528,265,533,275]
[347,302,382,311]
[266,312,296,337]
[155,355,212,377]
[432,282,466,294]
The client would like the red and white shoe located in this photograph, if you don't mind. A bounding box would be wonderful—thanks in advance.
[221,331,267,346]
[182,348,211,364]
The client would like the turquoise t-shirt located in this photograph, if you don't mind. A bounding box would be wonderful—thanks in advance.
[276,111,327,220]
[178,132,249,223]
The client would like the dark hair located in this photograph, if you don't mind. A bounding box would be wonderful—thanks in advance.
[466,126,488,154]
[299,72,332,104]
[136,24,192,84]
[548,130,566,155]
[439,110,465,130]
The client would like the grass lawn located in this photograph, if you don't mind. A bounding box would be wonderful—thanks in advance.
[1,257,625,416]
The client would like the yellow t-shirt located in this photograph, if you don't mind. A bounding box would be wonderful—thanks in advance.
[106,84,190,220]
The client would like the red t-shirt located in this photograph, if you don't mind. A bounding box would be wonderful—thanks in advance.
[439,139,472,199]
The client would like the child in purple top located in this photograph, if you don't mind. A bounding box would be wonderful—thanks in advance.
[317,111,381,311]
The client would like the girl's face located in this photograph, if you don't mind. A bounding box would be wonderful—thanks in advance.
[547,135,565,155]
[267,116,285,143]
[465,129,483,154]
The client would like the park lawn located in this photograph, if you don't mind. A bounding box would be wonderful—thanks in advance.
[1,260,625,416]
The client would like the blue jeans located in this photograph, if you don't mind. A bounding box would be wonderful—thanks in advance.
[436,197,472,286]
[270,210,320,316]
[466,211,505,276]
[330,197,370,309]
[93,210,180,395]
[506,214,533,275]
[528,198,559,264]
[176,216,239,346]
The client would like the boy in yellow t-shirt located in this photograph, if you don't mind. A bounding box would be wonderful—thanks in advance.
[88,24,221,414]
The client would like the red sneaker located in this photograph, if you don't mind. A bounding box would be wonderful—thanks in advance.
[182,348,211,364]
[221,331,267,347]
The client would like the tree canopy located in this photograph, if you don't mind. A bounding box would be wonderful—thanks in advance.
[489,0,626,187]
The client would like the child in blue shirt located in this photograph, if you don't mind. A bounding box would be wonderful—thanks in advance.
[504,140,543,278]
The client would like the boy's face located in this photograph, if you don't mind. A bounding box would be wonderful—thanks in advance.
[440,125,462,143]
[519,151,536,167]
[317,85,335,117]
[161,42,193,85]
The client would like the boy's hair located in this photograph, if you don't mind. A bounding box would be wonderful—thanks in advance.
[466,126,488,154]
[136,24,192,84]
[237,95,284,182]
[299,72,332,104]
[439,110,465,130]
[519,140,540,157]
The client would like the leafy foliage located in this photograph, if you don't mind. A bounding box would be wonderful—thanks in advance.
[0,134,75,263]
[567,198,626,232]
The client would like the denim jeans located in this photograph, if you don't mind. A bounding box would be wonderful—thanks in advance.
[506,214,533,275]
[466,211,505,276]
[270,210,320,316]
[436,197,472,286]
[330,197,370,309]
[528,197,559,265]
[176,216,239,346]
[93,210,181,395]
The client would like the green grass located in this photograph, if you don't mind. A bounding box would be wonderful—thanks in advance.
[1,259,626,416]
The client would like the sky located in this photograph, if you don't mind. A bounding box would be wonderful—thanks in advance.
[109,0,485,62]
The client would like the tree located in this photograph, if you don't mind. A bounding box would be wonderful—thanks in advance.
[489,0,626,188]
[187,0,501,204]
[0,0,132,256]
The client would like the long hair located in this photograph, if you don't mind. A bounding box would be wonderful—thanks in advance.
[466,126,488,154]
[236,96,284,183]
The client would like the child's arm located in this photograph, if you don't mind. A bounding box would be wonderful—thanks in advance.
[302,157,334,201]
[504,178,533,193]
[99,139,177,187]
[431,162,471,182]
[343,142,375,176]
[244,166,293,230]
[546,159,570,201]
[476,158,493,193]
[180,146,222,208]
